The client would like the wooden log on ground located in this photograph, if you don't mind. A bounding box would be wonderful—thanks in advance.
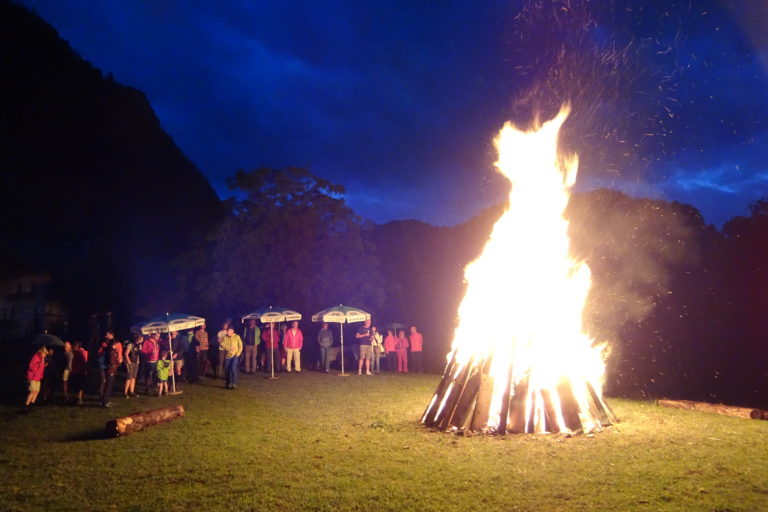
[105,405,185,437]
[657,399,768,421]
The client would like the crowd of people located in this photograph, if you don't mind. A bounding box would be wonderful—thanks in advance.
[23,318,426,410]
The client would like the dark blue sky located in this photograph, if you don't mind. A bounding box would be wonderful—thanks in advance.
[19,0,768,226]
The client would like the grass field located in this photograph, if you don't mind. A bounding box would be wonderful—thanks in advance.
[1,370,767,511]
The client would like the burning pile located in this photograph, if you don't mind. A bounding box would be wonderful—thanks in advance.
[422,106,615,434]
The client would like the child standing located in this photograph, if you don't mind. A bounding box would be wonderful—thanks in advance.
[156,350,171,396]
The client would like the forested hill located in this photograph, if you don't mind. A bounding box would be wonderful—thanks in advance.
[372,190,768,409]
[0,1,222,321]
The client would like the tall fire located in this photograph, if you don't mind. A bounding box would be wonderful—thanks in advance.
[422,106,616,434]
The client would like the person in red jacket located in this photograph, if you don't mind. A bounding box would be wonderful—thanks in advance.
[70,341,88,405]
[141,333,160,394]
[262,324,282,373]
[283,321,304,372]
[25,345,49,410]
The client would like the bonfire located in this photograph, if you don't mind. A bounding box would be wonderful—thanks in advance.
[422,106,616,434]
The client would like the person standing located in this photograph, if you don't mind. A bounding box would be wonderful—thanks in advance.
[356,319,373,376]
[123,336,141,398]
[409,326,424,373]
[384,329,397,372]
[156,350,171,396]
[184,331,199,384]
[370,326,384,374]
[220,327,243,389]
[395,329,409,373]
[243,319,261,374]
[101,338,119,408]
[283,321,304,372]
[62,341,73,402]
[317,323,334,373]
[194,324,210,378]
[24,346,48,411]
[262,324,281,373]
[170,331,189,382]
[215,320,230,379]
[70,341,88,405]
[141,333,160,394]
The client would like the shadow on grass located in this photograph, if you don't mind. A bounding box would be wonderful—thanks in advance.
[60,428,110,442]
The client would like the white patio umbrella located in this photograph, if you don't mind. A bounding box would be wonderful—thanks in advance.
[242,307,302,380]
[311,305,371,376]
[130,313,205,394]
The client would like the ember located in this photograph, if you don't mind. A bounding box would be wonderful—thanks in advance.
[422,106,616,434]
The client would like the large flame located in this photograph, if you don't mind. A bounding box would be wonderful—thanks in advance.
[424,106,611,434]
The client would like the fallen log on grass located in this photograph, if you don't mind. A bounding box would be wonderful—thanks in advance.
[105,405,185,437]
[657,399,768,421]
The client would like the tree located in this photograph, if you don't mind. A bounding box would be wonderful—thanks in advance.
[177,167,386,319]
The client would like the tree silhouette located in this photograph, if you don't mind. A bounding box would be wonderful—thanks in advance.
[177,167,386,319]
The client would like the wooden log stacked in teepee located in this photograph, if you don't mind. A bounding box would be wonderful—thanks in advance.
[421,353,616,435]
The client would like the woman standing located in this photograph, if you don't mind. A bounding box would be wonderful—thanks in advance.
[370,326,384,374]
[395,330,409,373]
[384,329,397,372]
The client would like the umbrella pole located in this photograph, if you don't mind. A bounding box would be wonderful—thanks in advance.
[267,322,278,380]
[339,323,349,376]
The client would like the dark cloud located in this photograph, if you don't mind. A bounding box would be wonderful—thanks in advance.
[18,0,768,226]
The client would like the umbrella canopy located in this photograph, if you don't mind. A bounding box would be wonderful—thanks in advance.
[311,305,370,324]
[242,307,302,324]
[31,333,64,346]
[311,305,370,376]
[385,322,408,331]
[130,313,206,335]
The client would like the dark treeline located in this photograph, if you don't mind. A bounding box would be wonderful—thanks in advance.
[2,0,766,409]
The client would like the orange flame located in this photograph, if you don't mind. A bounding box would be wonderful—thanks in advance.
[430,106,610,433]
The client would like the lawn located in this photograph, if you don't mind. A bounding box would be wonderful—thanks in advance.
[1,371,767,511]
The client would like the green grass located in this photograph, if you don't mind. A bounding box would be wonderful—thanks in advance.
[1,371,767,511]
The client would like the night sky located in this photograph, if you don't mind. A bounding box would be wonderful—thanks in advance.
[18,0,768,227]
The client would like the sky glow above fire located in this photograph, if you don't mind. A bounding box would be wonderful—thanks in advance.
[19,0,768,227]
